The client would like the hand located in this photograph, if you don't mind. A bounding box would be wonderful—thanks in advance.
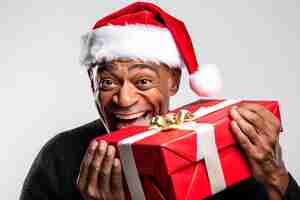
[77,140,125,200]
[230,103,289,199]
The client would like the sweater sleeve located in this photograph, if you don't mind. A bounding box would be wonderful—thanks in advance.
[19,143,61,200]
[282,173,300,200]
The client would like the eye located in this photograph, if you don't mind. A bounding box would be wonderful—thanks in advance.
[99,79,117,90]
[135,78,153,90]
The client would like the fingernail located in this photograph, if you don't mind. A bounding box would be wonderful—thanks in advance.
[231,106,237,111]
[107,145,115,156]
[91,140,98,150]
[99,140,107,151]
[113,158,120,167]
[231,107,239,117]
[231,120,237,127]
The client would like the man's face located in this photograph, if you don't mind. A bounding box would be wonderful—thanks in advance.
[94,59,181,131]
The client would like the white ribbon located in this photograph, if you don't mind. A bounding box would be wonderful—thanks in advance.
[194,123,226,194]
[118,129,160,200]
[117,99,240,200]
[193,99,240,119]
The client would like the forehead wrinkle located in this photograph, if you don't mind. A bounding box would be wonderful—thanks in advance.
[128,63,160,76]
[98,63,124,79]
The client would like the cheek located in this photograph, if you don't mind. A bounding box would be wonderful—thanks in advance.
[96,91,114,109]
[139,77,172,114]
[159,75,172,97]
[140,88,169,114]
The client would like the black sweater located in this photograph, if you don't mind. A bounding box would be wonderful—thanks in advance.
[20,120,300,200]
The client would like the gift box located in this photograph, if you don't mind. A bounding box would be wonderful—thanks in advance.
[95,99,281,200]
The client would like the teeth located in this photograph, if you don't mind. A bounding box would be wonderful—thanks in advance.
[115,112,146,120]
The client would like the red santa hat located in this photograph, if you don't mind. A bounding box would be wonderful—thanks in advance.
[80,2,222,96]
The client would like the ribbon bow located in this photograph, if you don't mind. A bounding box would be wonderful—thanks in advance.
[150,110,194,130]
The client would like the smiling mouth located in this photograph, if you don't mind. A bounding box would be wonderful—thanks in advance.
[115,111,147,120]
[113,111,152,127]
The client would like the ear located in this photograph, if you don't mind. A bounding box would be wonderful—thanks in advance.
[168,68,181,96]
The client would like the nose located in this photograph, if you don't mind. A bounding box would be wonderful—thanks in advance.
[113,81,138,107]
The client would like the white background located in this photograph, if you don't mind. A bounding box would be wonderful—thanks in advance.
[1,0,299,199]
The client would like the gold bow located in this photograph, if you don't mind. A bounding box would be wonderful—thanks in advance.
[150,110,194,130]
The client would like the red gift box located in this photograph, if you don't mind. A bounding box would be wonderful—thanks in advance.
[95,99,281,200]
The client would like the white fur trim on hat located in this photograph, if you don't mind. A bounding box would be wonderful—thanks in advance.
[189,64,222,96]
[80,24,183,68]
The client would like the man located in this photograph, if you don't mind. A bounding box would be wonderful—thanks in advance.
[20,2,300,200]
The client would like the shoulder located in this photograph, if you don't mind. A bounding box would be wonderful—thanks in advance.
[28,119,106,167]
[39,119,107,161]
[23,119,107,177]
[20,120,107,199]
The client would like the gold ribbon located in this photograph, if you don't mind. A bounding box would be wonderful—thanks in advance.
[150,109,194,130]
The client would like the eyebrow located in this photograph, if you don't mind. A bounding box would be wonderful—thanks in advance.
[99,63,117,72]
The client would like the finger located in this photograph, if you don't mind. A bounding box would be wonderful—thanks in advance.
[232,121,276,166]
[276,143,285,166]
[237,107,264,132]
[230,107,260,145]
[240,103,281,131]
[77,140,98,191]
[98,145,116,191]
[239,105,279,144]
[261,120,280,146]
[88,140,107,192]
[111,158,123,192]
[231,121,256,156]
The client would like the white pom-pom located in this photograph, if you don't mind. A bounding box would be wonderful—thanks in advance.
[189,64,222,96]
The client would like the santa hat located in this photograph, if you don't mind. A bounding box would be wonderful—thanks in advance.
[80,2,222,96]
